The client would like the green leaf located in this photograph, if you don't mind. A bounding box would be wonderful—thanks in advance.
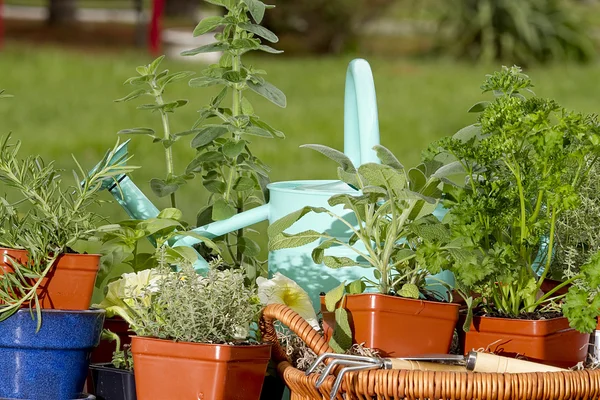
[267,206,328,238]
[346,279,366,295]
[269,230,324,251]
[242,0,266,23]
[258,45,283,54]
[147,56,165,75]
[233,176,255,191]
[189,77,225,88]
[397,283,420,299]
[158,71,195,86]
[198,151,226,163]
[468,101,490,113]
[408,167,427,192]
[247,80,286,108]
[432,161,466,179]
[238,237,260,257]
[325,282,345,311]
[453,124,482,142]
[374,145,404,171]
[222,71,245,83]
[249,117,284,138]
[181,42,230,56]
[212,198,237,221]
[238,22,278,43]
[222,140,246,158]
[117,127,155,136]
[244,126,273,138]
[358,163,406,191]
[115,89,147,102]
[157,208,182,220]
[141,218,181,235]
[173,128,203,137]
[329,308,352,353]
[166,246,199,264]
[301,144,356,173]
[323,256,360,269]
[191,126,229,148]
[203,180,226,194]
[241,97,254,114]
[196,205,213,227]
[193,16,224,36]
[150,178,179,198]
[311,239,341,263]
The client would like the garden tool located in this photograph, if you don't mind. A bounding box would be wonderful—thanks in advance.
[88,58,455,307]
[307,351,565,400]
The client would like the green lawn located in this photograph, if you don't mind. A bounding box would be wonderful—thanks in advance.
[2,43,600,254]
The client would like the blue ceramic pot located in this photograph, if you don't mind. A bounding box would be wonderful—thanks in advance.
[0,309,105,400]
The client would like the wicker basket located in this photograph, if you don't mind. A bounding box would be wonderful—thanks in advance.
[260,304,600,400]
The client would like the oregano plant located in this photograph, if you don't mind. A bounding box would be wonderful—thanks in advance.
[181,0,286,277]
[115,56,195,208]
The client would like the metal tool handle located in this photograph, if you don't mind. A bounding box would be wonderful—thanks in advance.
[387,359,467,372]
[467,351,566,373]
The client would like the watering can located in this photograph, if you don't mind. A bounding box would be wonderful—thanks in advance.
[91,58,454,308]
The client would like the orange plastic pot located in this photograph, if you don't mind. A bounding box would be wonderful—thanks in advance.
[459,315,590,368]
[0,248,99,310]
[131,336,272,400]
[321,293,460,357]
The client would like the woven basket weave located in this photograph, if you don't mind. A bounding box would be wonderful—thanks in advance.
[260,304,600,400]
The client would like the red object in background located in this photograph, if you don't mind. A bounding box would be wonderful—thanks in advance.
[0,0,4,50]
[149,0,165,56]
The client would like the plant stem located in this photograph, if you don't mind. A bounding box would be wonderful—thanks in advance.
[155,91,176,209]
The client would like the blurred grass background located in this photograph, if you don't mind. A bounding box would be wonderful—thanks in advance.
[3,0,600,257]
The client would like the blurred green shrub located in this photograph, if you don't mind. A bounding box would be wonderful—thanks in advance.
[436,0,596,64]
[262,0,395,54]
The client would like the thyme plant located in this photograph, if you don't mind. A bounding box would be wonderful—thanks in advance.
[0,135,133,327]
[424,66,600,332]
[182,0,286,277]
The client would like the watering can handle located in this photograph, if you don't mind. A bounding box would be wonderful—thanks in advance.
[344,59,381,167]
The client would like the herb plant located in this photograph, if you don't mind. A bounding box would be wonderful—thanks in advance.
[95,254,261,344]
[423,66,600,332]
[101,329,134,370]
[0,135,133,327]
[115,56,195,208]
[268,144,452,351]
[182,0,286,278]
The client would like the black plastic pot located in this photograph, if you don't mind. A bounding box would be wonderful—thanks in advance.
[89,364,136,400]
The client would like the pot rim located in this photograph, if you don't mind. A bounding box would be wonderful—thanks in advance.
[0,247,101,258]
[463,313,569,324]
[320,292,460,307]
[13,308,105,315]
[130,335,272,349]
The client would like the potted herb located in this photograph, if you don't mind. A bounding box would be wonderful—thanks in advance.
[0,134,132,399]
[89,330,136,400]
[268,144,459,356]
[423,66,600,367]
[95,254,271,400]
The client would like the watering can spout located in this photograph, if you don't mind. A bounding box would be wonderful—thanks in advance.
[88,140,159,221]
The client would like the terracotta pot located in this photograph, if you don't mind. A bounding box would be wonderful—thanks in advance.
[131,336,272,400]
[539,278,571,296]
[459,315,590,368]
[321,293,460,357]
[0,248,100,310]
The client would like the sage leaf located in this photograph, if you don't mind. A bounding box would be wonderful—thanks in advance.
[115,89,147,102]
[397,283,420,299]
[269,230,324,251]
[233,176,255,191]
[189,77,225,88]
[222,140,246,158]
[323,256,360,269]
[346,279,366,295]
[329,308,352,353]
[301,144,356,173]
[247,80,286,108]
[325,282,345,311]
[193,16,224,36]
[147,55,165,74]
[196,205,213,227]
[191,126,229,148]
[258,44,283,54]
[141,218,181,235]
[468,101,490,113]
[157,208,182,220]
[374,145,404,171]
[238,22,278,43]
[454,124,482,142]
[203,179,226,194]
[267,206,327,238]
[212,198,237,221]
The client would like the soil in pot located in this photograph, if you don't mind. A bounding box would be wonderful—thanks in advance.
[131,336,271,400]
[459,314,590,368]
[0,248,100,310]
[89,364,136,400]
[321,293,460,357]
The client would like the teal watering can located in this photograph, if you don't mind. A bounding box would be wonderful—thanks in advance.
[92,59,454,308]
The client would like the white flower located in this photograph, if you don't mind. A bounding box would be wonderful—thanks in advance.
[257,273,320,331]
